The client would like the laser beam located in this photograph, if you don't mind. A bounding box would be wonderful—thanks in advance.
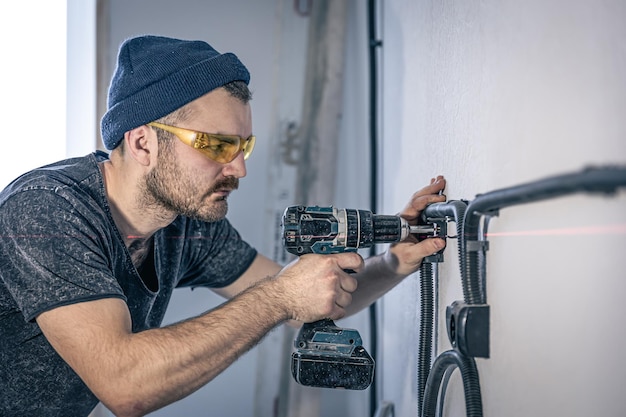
[485,224,626,237]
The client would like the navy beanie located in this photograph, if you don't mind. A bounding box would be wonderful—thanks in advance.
[100,35,250,150]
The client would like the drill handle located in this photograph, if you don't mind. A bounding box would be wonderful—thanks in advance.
[295,264,355,347]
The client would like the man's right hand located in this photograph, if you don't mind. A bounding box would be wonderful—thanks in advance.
[272,252,363,323]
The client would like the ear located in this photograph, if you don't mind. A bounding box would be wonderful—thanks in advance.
[122,125,158,167]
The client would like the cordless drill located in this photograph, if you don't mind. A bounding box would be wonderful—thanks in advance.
[281,205,439,390]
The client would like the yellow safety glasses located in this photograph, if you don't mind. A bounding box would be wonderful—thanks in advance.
[148,121,255,164]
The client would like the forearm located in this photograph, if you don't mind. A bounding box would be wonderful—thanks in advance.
[345,250,407,316]
[41,277,288,417]
[38,253,364,417]
[114,279,287,415]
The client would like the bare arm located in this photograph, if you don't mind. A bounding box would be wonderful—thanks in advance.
[36,252,363,417]
[216,176,448,319]
[212,253,282,298]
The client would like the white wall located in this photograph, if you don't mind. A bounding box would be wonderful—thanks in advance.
[73,1,626,416]
[0,1,67,189]
[67,0,98,157]
[378,0,626,416]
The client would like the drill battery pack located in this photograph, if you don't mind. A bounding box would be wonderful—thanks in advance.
[291,319,375,390]
[291,346,374,390]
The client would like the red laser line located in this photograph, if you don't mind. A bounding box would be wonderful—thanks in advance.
[485,224,626,237]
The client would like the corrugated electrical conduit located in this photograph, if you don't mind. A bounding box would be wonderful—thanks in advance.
[420,165,626,417]
[418,201,477,417]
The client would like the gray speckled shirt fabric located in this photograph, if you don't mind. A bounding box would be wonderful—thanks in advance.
[0,151,257,416]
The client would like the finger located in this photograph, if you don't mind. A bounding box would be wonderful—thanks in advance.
[334,252,364,273]
[401,177,447,218]
[330,307,346,321]
[335,291,353,309]
[415,238,446,258]
[339,273,358,293]
[422,177,446,196]
[401,193,447,219]
[326,296,347,320]
[430,175,444,186]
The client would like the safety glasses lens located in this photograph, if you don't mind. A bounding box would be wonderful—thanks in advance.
[148,122,255,164]
[195,134,255,164]
[242,136,256,160]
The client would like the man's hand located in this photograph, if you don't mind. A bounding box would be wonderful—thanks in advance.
[272,252,364,323]
[389,175,447,276]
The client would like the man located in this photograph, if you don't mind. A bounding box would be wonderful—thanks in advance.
[0,35,446,417]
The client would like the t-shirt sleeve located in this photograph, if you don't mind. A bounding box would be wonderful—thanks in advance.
[0,189,125,321]
[172,217,257,289]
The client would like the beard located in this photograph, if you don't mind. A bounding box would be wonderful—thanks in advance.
[140,146,239,223]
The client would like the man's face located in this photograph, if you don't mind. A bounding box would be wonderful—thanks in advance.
[141,88,251,222]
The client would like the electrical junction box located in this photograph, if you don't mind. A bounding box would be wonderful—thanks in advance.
[446,301,490,358]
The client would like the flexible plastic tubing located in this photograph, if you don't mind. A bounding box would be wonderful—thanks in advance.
[436,366,456,417]
[462,165,626,305]
[367,0,382,415]
[419,166,626,417]
[421,350,483,417]
[421,200,468,276]
[418,201,467,415]
[417,262,433,417]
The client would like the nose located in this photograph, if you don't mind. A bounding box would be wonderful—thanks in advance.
[221,151,247,178]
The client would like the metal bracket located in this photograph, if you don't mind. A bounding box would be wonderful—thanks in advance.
[421,217,448,263]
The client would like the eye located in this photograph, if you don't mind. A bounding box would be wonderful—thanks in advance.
[199,140,227,153]
[195,135,230,153]
[193,134,240,162]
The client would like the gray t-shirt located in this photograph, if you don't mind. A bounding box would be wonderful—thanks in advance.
[0,151,257,416]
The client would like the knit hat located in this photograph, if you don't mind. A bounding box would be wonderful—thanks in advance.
[100,35,250,150]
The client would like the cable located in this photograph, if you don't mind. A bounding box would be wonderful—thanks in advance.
[423,165,626,417]
[367,0,382,416]
[421,350,483,417]
[418,201,467,415]
[462,165,626,305]
[417,262,434,417]
[436,366,456,417]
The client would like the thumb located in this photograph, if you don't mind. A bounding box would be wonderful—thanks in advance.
[419,238,446,257]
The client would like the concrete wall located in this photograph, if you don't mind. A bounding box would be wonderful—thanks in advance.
[378,0,626,416]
